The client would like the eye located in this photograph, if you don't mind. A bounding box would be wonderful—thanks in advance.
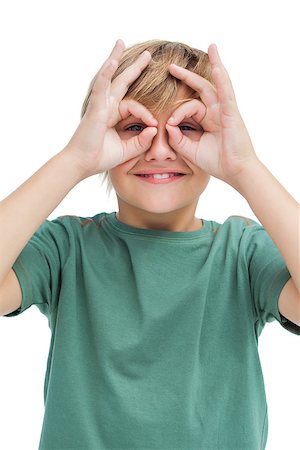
[125,124,145,132]
[179,123,203,132]
[179,124,196,131]
[176,123,204,141]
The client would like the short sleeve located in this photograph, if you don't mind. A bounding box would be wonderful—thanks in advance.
[5,218,70,318]
[244,223,300,336]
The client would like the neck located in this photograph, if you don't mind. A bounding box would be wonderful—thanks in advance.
[116,201,202,232]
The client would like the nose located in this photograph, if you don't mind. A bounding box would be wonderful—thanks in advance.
[143,124,177,162]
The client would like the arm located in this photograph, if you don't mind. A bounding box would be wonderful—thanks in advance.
[0,39,157,314]
[232,160,299,293]
[166,44,300,325]
[0,149,83,315]
[232,160,300,326]
[0,148,84,285]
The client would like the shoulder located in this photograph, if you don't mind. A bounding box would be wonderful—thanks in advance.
[209,215,262,239]
[33,212,109,247]
[207,215,277,260]
[51,212,109,235]
[57,212,107,228]
[224,215,260,230]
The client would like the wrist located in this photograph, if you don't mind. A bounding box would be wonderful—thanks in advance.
[227,157,265,197]
[60,145,94,183]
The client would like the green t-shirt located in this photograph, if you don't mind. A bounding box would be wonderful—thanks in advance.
[6,212,300,450]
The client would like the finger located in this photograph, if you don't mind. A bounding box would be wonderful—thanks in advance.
[168,64,218,108]
[110,51,152,101]
[107,39,126,61]
[87,40,126,115]
[122,127,158,161]
[166,124,198,164]
[167,99,206,128]
[95,39,125,78]
[167,98,219,133]
[118,98,158,127]
[94,39,125,86]
[208,44,237,116]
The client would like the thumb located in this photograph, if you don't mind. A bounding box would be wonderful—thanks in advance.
[122,127,158,161]
[166,124,198,164]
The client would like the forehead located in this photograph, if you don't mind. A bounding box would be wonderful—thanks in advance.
[157,84,199,116]
[173,83,199,102]
[123,82,199,119]
[175,83,196,98]
[152,83,200,117]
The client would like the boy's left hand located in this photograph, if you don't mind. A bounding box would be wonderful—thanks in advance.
[166,44,258,186]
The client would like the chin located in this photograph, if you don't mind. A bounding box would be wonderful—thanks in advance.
[129,198,190,216]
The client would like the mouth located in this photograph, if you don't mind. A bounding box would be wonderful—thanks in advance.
[133,172,187,184]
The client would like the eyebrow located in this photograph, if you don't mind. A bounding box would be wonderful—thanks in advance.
[118,115,145,124]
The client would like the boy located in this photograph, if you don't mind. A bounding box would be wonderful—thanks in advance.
[0,38,299,449]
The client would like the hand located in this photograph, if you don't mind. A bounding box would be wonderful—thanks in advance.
[66,39,157,178]
[166,44,258,185]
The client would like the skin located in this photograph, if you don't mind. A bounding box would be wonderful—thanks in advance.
[68,42,159,175]
[110,84,209,232]
[110,43,300,324]
[0,40,298,324]
[107,45,258,233]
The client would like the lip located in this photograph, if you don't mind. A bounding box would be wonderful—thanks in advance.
[134,174,187,184]
[132,169,189,175]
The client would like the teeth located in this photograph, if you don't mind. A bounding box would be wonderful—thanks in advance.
[140,173,177,179]
[152,173,173,179]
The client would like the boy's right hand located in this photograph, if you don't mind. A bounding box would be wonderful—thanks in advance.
[66,39,158,179]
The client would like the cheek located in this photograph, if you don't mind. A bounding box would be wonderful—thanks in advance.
[108,169,122,183]
[107,168,120,187]
[108,159,138,184]
[188,165,211,187]
[180,156,198,172]
[186,131,204,141]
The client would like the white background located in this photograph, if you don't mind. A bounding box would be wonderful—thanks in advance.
[0,0,299,449]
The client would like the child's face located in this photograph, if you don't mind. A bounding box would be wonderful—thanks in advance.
[110,85,210,228]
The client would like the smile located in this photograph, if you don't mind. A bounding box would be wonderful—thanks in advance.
[134,173,186,184]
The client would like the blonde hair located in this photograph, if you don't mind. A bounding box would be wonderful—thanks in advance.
[80,40,212,196]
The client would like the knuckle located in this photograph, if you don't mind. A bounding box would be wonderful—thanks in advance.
[134,136,144,152]
[125,98,137,108]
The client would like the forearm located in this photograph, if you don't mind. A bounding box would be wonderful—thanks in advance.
[232,159,300,292]
[0,146,85,284]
